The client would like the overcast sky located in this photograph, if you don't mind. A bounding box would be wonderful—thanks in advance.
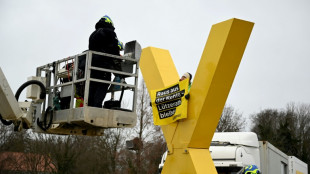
[1,0,310,122]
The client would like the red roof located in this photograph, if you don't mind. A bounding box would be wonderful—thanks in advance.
[0,152,57,172]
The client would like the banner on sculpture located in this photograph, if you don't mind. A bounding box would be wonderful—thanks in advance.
[150,79,189,125]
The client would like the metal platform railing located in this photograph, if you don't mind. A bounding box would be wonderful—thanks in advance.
[32,41,141,136]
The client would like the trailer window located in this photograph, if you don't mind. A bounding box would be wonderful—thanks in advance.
[216,167,243,174]
[281,161,287,174]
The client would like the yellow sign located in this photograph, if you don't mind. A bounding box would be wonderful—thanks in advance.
[151,79,189,125]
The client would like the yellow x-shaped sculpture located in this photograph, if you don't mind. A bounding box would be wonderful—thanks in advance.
[140,18,254,173]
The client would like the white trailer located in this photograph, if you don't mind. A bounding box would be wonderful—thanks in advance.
[289,156,308,174]
[210,132,260,173]
[258,141,289,174]
[210,132,308,174]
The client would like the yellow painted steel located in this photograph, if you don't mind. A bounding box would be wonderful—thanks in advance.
[140,18,254,173]
[173,18,254,149]
[161,148,217,174]
[140,47,179,92]
[140,47,179,153]
[190,149,217,173]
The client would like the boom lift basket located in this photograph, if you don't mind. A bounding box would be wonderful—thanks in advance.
[30,40,142,136]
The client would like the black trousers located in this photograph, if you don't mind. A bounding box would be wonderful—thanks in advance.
[87,54,114,108]
[88,71,111,108]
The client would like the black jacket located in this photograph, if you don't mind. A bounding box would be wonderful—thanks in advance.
[88,18,120,55]
[88,18,121,79]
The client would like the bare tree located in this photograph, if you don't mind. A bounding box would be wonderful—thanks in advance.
[251,103,310,173]
[0,124,14,151]
[250,108,281,142]
[285,103,310,167]
[23,133,57,174]
[216,105,246,132]
[122,79,166,174]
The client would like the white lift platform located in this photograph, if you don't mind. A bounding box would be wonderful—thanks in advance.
[0,41,141,136]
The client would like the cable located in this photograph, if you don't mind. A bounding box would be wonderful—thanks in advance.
[15,80,46,100]
[43,106,53,130]
[119,86,125,102]
[0,114,13,125]
[37,106,53,131]
[0,80,46,127]
[66,60,70,80]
